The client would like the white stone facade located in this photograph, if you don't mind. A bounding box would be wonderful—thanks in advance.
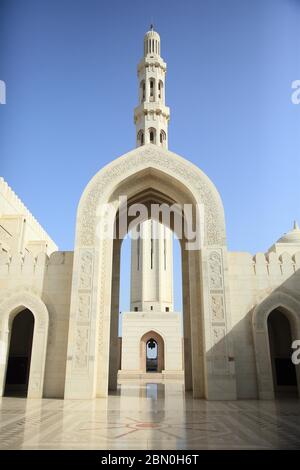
[0,28,299,400]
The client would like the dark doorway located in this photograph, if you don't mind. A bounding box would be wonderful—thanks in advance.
[146,338,158,372]
[4,309,34,397]
[268,309,298,397]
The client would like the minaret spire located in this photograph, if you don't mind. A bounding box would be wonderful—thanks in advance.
[134,27,170,148]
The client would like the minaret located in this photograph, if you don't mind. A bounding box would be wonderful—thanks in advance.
[130,27,173,314]
[134,25,170,148]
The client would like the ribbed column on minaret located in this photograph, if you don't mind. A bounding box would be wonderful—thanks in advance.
[134,26,170,148]
[130,27,174,314]
[130,220,174,313]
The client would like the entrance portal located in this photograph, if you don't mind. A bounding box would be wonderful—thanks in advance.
[4,309,34,397]
[64,144,235,400]
[268,308,298,397]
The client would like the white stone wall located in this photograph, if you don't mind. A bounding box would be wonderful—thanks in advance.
[120,312,183,375]
[0,249,74,397]
[0,177,57,255]
[228,250,300,398]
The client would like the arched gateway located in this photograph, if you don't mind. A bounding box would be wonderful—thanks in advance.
[0,290,49,398]
[64,144,237,399]
[253,291,300,399]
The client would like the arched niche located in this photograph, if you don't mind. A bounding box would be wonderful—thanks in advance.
[0,290,49,398]
[140,330,165,373]
[253,291,300,399]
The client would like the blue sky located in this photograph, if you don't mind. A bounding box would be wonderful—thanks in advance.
[1,0,300,312]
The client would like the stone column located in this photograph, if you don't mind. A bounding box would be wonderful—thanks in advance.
[201,247,237,400]
[108,239,121,390]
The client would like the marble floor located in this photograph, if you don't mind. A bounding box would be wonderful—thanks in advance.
[1,382,300,449]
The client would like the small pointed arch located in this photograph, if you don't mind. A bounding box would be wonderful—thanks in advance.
[149,78,155,101]
[0,290,49,398]
[160,129,166,147]
[252,291,300,399]
[158,80,164,100]
[140,80,145,102]
[140,330,165,372]
[148,127,156,144]
[137,129,144,147]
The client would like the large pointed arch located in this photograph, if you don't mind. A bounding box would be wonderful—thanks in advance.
[0,289,49,398]
[64,145,236,400]
[75,145,226,247]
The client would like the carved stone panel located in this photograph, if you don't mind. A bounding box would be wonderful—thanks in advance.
[211,294,225,322]
[74,326,89,369]
[207,249,229,375]
[79,251,93,290]
[78,294,91,322]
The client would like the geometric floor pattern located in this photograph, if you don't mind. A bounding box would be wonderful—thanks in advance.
[1,382,300,449]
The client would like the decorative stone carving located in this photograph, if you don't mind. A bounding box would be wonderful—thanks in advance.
[76,146,226,248]
[212,327,226,354]
[208,251,223,289]
[49,251,65,265]
[78,294,91,321]
[79,251,93,289]
[66,146,227,398]
[74,326,89,369]
[211,295,225,321]
[207,249,230,375]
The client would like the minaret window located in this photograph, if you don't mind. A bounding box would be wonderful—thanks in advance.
[140,80,145,102]
[160,130,166,146]
[149,127,156,144]
[149,79,155,101]
[137,130,144,147]
[158,80,163,100]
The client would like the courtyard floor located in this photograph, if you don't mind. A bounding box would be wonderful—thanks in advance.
[0,382,300,450]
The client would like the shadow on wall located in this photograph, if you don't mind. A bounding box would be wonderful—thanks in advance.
[208,262,300,400]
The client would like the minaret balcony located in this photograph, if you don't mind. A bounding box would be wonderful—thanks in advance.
[137,57,167,74]
[134,103,170,121]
